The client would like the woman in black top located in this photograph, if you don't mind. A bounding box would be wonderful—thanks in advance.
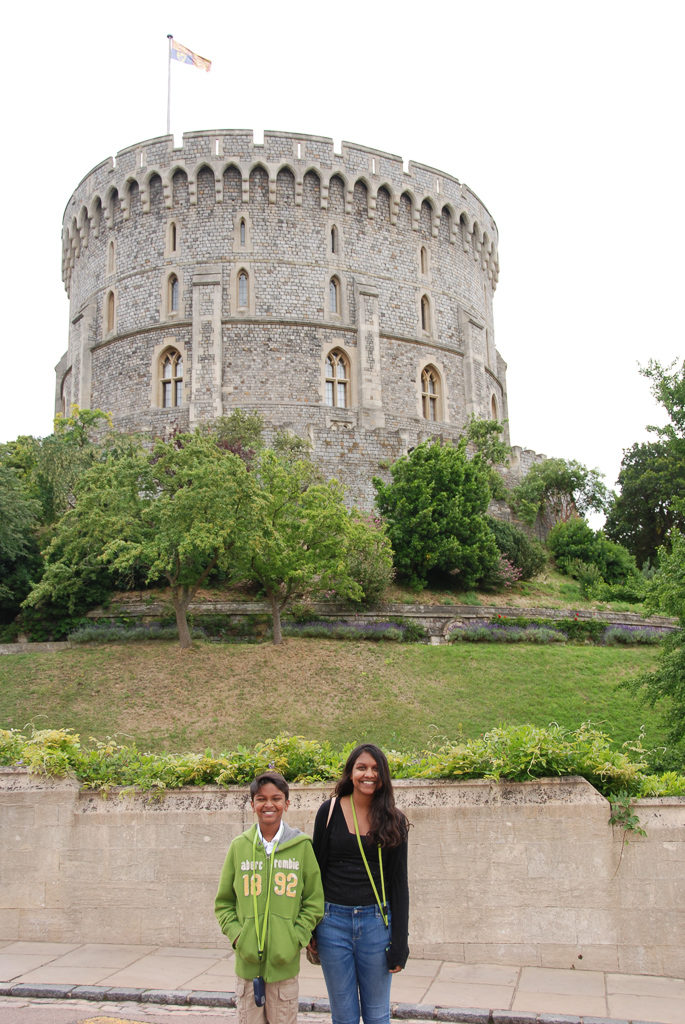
[310,744,409,1024]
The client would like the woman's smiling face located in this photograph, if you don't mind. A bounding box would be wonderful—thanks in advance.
[351,751,381,797]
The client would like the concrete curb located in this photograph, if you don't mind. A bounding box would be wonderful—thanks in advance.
[0,981,659,1024]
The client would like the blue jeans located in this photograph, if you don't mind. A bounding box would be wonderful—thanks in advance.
[316,902,392,1024]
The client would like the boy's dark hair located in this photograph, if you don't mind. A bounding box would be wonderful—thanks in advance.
[250,771,290,800]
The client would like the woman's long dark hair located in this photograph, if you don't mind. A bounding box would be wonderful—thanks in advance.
[334,743,408,848]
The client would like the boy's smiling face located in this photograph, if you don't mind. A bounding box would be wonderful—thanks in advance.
[252,781,289,840]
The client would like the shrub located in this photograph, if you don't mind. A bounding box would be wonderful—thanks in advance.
[69,622,179,643]
[602,626,661,645]
[555,617,607,643]
[600,536,641,585]
[482,555,523,591]
[487,517,546,580]
[5,724,678,797]
[596,577,647,605]
[342,513,395,606]
[0,621,21,643]
[400,620,429,642]
[450,624,564,644]
[281,620,418,642]
[637,772,685,797]
[482,614,607,644]
[548,518,599,567]
[562,559,605,598]
[548,519,639,587]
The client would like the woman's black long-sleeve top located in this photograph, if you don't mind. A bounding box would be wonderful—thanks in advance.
[312,798,409,969]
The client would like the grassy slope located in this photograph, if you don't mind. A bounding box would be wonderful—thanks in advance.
[1,639,662,754]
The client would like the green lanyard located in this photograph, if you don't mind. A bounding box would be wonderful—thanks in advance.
[252,829,279,960]
[350,795,388,927]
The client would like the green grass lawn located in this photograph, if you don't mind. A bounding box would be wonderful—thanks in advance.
[0,638,664,755]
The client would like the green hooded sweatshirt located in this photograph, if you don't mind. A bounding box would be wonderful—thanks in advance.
[215,822,324,982]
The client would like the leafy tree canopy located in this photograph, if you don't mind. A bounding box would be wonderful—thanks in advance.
[605,360,685,566]
[0,466,42,620]
[242,450,371,643]
[1,406,113,526]
[605,440,685,566]
[642,358,685,442]
[510,457,608,535]
[463,417,510,500]
[643,526,685,624]
[373,438,498,591]
[25,431,255,649]
[626,527,685,745]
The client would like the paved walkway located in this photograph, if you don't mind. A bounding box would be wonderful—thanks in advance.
[1,942,684,1024]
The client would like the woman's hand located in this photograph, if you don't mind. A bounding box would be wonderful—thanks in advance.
[307,937,318,955]
[388,965,402,974]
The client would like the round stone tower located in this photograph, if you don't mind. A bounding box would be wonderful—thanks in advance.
[57,129,507,507]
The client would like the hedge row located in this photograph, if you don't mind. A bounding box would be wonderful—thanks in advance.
[2,725,684,799]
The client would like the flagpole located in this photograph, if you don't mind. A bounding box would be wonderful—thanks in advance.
[166,34,173,136]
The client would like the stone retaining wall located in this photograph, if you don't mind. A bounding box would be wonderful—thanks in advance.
[86,599,677,640]
[1,771,683,978]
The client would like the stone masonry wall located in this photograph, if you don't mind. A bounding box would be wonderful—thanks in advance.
[58,130,508,509]
[2,771,684,978]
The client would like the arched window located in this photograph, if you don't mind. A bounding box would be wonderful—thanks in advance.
[168,274,179,313]
[420,246,428,275]
[329,276,340,315]
[240,219,246,247]
[170,222,178,253]
[491,394,499,420]
[325,349,349,408]
[106,291,115,333]
[420,295,431,334]
[331,225,338,254]
[238,270,249,308]
[421,366,441,421]
[107,240,115,274]
[161,349,183,408]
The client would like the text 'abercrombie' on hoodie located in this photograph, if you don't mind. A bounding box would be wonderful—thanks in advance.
[215,822,324,982]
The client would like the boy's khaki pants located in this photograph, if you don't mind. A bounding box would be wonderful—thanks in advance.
[235,975,299,1024]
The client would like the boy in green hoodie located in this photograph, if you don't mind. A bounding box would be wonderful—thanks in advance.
[215,771,324,1024]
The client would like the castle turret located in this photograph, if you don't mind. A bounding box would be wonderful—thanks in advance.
[58,129,506,507]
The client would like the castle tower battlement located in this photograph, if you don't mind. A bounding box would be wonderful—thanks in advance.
[58,130,508,508]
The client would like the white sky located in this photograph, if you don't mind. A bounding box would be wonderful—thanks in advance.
[2,0,683,512]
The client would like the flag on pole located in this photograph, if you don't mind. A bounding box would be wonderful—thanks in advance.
[170,39,211,72]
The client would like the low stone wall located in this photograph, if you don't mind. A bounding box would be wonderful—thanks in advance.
[85,598,677,640]
[1,770,684,978]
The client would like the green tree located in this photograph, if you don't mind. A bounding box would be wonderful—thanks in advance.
[1,406,113,527]
[25,432,255,649]
[463,417,510,500]
[0,466,42,622]
[605,441,685,567]
[641,358,685,442]
[373,439,498,591]
[625,528,685,743]
[242,450,365,643]
[605,360,685,566]
[510,457,608,537]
